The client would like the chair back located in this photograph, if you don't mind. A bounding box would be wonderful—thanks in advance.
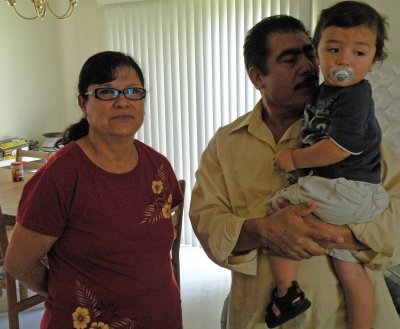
[0,205,45,329]
[15,149,53,171]
[171,180,185,288]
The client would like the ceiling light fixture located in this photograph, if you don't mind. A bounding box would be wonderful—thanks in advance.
[5,0,78,20]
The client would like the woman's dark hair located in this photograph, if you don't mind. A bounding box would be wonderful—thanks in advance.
[243,15,310,75]
[57,51,145,146]
[313,1,389,62]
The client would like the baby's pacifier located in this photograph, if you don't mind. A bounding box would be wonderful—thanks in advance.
[329,66,354,82]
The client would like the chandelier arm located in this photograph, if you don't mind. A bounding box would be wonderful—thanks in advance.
[9,3,39,20]
[33,0,46,20]
[46,0,76,20]
[6,0,77,20]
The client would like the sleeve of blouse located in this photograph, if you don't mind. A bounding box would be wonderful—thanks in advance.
[162,158,183,208]
[17,166,70,237]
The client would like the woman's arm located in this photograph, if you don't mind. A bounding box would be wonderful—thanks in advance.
[5,223,57,296]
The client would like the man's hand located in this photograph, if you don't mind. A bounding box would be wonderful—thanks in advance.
[274,197,364,251]
[304,215,366,251]
[239,201,344,260]
[273,148,296,172]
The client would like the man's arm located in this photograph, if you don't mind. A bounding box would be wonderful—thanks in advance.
[283,141,400,268]
[190,134,343,273]
[268,197,367,252]
[348,141,400,268]
[303,214,367,250]
[235,201,344,260]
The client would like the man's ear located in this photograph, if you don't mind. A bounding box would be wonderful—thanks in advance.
[78,95,87,117]
[248,66,265,90]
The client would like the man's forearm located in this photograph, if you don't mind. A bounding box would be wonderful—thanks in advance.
[335,225,367,250]
[233,218,264,253]
[231,203,344,260]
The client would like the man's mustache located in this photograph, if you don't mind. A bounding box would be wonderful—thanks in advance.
[294,74,319,90]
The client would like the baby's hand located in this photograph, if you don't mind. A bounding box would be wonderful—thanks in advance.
[273,148,296,172]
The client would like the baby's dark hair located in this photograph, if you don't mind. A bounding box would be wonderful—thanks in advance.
[313,1,389,61]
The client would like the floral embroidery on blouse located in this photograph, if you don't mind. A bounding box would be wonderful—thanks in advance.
[72,307,90,329]
[73,281,135,329]
[141,163,173,224]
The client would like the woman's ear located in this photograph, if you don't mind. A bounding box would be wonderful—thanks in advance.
[248,66,265,90]
[78,95,87,117]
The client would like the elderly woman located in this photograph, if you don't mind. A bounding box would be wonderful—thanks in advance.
[5,51,183,329]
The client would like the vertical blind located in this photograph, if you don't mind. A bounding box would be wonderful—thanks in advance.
[102,0,312,246]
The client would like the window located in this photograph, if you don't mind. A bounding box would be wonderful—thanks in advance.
[103,0,312,246]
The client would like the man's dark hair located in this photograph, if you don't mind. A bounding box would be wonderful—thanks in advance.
[313,1,389,61]
[243,15,310,75]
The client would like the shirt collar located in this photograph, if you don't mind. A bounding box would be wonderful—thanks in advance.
[227,99,302,145]
[228,99,264,134]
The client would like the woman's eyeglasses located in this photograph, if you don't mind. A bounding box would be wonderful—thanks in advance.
[84,87,147,101]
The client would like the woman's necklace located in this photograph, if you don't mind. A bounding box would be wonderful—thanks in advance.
[86,134,136,170]
[87,134,104,158]
[87,134,99,157]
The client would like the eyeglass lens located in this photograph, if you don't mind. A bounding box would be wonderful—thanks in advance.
[95,88,146,100]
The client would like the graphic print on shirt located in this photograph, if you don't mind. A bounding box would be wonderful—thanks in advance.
[72,280,135,329]
[302,96,336,146]
[141,163,173,224]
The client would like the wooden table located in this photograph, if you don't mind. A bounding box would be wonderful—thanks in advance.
[0,169,34,225]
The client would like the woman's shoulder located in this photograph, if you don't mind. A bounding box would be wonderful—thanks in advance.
[21,142,85,199]
[134,140,177,177]
[135,139,169,162]
[31,141,90,183]
[45,141,85,169]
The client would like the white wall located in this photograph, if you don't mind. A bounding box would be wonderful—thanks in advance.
[57,1,108,128]
[0,5,61,142]
[0,0,107,143]
[0,0,399,143]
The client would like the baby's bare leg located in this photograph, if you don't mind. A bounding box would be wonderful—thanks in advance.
[269,255,300,297]
[332,258,375,329]
[268,255,300,316]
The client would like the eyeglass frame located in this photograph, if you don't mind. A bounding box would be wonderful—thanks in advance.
[83,87,147,101]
